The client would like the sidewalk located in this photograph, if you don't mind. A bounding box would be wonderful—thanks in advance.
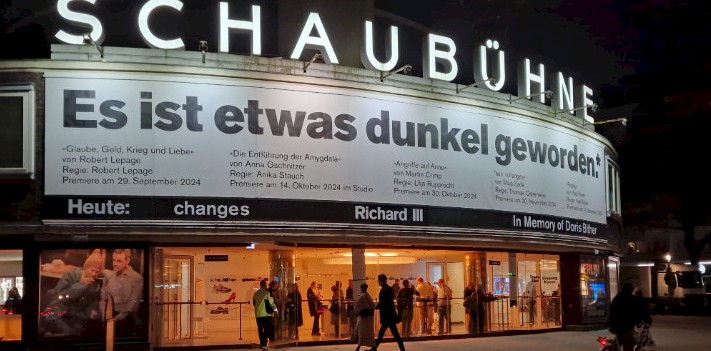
[276,315,709,351]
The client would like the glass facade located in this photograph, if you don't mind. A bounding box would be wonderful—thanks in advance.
[151,246,562,348]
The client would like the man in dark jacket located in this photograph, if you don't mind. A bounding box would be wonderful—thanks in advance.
[371,274,406,351]
[608,283,646,351]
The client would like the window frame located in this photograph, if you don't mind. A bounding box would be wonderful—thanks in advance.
[605,157,621,215]
[0,84,35,178]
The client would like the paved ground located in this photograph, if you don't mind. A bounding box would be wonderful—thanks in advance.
[276,315,709,351]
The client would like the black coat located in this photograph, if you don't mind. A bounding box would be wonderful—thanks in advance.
[608,290,647,334]
[376,284,399,325]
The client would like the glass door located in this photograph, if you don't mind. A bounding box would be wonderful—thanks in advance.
[159,255,194,343]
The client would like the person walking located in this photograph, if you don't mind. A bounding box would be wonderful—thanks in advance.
[396,279,415,338]
[253,279,277,350]
[371,274,406,351]
[608,283,646,351]
[353,283,376,351]
[307,281,323,336]
[436,278,452,334]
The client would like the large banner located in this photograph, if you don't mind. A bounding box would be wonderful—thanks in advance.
[44,72,607,237]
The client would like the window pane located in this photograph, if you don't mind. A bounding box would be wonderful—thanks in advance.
[0,96,24,168]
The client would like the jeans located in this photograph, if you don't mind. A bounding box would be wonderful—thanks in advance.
[437,305,451,333]
[400,308,413,337]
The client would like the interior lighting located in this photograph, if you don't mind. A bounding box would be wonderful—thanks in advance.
[324,256,416,265]
[380,64,412,82]
[663,253,672,262]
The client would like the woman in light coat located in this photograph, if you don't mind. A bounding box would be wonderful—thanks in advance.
[353,283,376,351]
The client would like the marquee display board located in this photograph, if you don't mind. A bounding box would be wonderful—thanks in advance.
[43,72,608,238]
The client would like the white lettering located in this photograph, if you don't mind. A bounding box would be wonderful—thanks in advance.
[219,3,261,54]
[552,72,574,113]
[578,84,595,123]
[474,39,505,91]
[138,0,185,50]
[518,58,547,103]
[354,205,408,221]
[361,21,399,71]
[424,33,458,81]
[55,0,104,45]
[290,12,338,64]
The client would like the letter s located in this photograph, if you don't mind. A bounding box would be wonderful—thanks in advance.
[55,0,104,45]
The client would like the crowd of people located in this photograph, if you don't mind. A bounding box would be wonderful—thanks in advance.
[251,274,500,350]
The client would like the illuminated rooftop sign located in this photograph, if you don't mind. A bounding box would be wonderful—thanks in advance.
[53,0,596,123]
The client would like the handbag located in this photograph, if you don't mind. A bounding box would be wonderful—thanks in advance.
[329,302,339,314]
[264,298,274,314]
[359,307,374,317]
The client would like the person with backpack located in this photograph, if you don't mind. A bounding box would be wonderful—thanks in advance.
[253,278,277,350]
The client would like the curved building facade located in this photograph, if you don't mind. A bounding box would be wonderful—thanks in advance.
[0,1,622,350]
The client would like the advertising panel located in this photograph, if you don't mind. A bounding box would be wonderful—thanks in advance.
[44,72,607,237]
[38,248,146,341]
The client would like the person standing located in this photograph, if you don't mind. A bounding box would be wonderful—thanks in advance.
[463,281,476,332]
[102,249,144,338]
[396,279,415,338]
[346,279,356,336]
[268,280,280,341]
[475,287,487,334]
[307,281,323,336]
[330,282,345,336]
[372,274,406,351]
[392,279,401,297]
[436,278,452,334]
[524,276,538,325]
[415,277,434,334]
[253,279,277,350]
[285,283,303,339]
[353,283,376,351]
[551,284,561,325]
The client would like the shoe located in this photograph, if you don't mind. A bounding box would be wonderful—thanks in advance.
[222,292,236,304]
[214,283,232,293]
[209,307,229,314]
[261,346,268,350]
